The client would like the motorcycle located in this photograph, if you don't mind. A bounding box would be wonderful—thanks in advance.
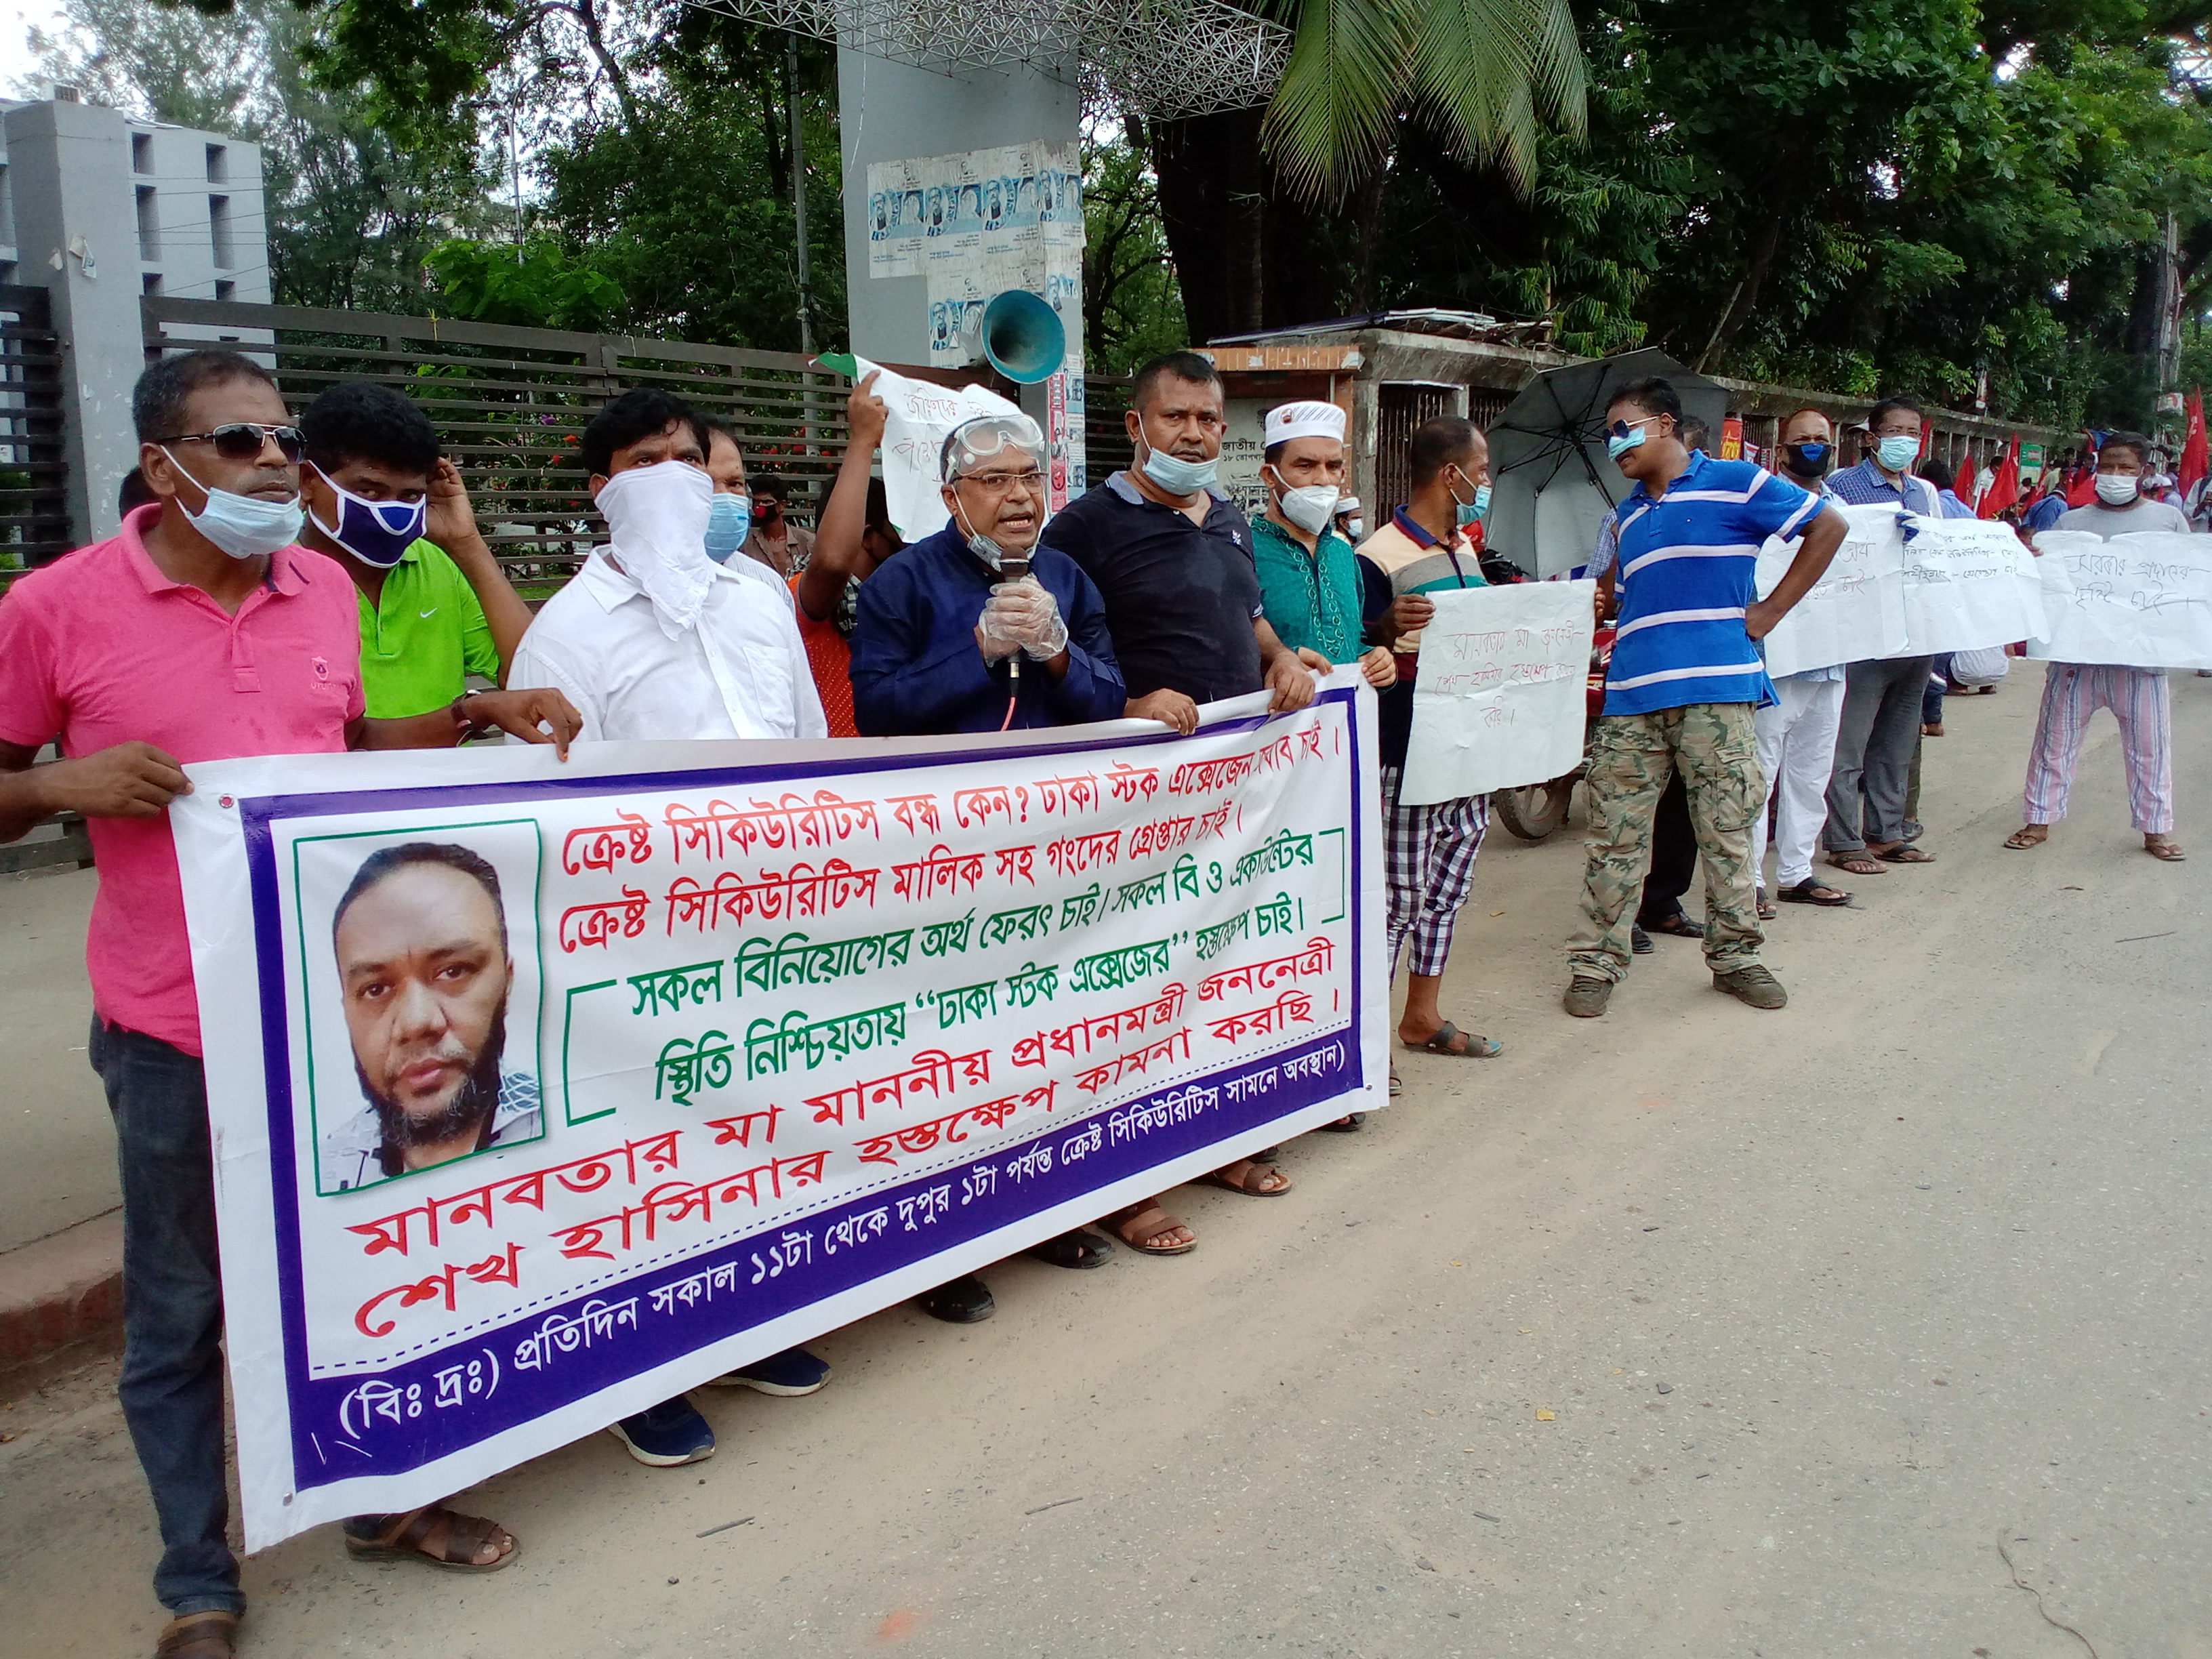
[1490,621,1616,842]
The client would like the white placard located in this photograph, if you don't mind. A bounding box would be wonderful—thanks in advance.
[1399,581,1597,806]
[1754,506,1908,676]
[847,355,1027,544]
[1894,515,2049,657]
[2027,531,2212,669]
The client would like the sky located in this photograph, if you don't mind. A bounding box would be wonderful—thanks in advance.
[5,0,73,86]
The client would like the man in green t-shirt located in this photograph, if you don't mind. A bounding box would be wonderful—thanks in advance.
[298,380,552,743]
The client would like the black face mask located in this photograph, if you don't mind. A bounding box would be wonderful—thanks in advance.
[1782,441,1832,479]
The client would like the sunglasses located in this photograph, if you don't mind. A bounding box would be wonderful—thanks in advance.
[1605,415,1667,442]
[163,423,306,462]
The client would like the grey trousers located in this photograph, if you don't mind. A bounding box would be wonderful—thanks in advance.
[1824,656,1935,851]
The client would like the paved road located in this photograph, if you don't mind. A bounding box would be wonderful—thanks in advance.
[4,670,2207,1659]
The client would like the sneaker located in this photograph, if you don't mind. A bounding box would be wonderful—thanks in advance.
[1562,976,1612,1018]
[917,1275,995,1324]
[1631,923,1654,955]
[607,1396,716,1466]
[1713,964,1788,1010]
[710,1346,830,1395]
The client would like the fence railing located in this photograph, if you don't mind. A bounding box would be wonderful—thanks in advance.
[142,298,849,590]
[0,285,71,586]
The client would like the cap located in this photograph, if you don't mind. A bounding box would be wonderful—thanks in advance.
[1265,401,1347,447]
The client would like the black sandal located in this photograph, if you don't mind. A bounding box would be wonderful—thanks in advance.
[1025,1229,1114,1269]
[1643,912,1704,939]
[1776,877,1851,907]
[1321,1113,1366,1132]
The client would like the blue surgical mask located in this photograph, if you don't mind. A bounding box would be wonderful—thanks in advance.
[1140,437,1218,495]
[704,493,753,562]
[1877,434,1920,472]
[306,466,426,570]
[1457,483,1492,527]
[159,447,304,560]
[1606,426,1649,462]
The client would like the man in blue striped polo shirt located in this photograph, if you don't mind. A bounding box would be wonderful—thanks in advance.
[1563,377,1848,1017]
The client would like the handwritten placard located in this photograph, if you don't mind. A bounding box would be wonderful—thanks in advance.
[1755,506,1908,677]
[2028,531,2212,669]
[170,686,1385,1549]
[1896,515,2049,656]
[1399,581,1596,806]
[845,354,1028,544]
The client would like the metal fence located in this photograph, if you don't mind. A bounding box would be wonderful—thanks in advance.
[0,285,70,583]
[142,298,849,590]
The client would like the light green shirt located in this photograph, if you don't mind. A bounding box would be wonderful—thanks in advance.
[354,540,500,718]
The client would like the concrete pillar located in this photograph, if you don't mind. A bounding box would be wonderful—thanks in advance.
[4,100,143,546]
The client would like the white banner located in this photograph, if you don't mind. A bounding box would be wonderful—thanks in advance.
[1754,506,1908,677]
[1399,581,1596,806]
[170,683,1385,1549]
[1896,514,2049,657]
[2027,531,2212,669]
[847,355,1027,544]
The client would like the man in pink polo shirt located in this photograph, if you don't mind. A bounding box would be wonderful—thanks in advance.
[0,350,577,1659]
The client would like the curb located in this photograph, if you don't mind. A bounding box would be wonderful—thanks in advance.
[0,1212,123,1374]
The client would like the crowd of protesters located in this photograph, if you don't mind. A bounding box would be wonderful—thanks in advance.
[0,347,2192,1659]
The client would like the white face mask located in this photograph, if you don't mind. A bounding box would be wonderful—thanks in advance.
[596,459,717,636]
[159,447,304,560]
[1267,466,1340,534]
[2094,472,2140,506]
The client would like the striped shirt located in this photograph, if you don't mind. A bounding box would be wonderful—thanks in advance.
[1605,451,1820,716]
[1828,457,1942,516]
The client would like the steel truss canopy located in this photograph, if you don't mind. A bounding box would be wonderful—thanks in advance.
[680,0,1294,121]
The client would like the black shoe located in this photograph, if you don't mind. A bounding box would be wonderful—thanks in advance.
[918,1275,995,1323]
[1631,923,1654,955]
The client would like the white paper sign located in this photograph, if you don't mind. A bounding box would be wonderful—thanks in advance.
[1399,581,1597,806]
[1894,515,2049,657]
[1754,506,1908,676]
[2025,531,2212,669]
[848,355,1027,544]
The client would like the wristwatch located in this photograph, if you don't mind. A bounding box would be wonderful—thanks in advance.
[450,691,491,742]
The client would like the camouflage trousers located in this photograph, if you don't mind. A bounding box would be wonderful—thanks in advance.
[1566,702,1766,983]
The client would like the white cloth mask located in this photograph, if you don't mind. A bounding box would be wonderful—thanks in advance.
[2094,472,2140,506]
[596,460,717,637]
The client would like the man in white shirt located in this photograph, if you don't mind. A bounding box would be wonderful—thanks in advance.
[509,390,826,743]
[506,388,831,1469]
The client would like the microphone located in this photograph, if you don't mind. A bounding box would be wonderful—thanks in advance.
[1000,548,1031,691]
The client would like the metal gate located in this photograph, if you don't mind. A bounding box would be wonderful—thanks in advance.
[0,285,70,588]
[1373,382,1459,517]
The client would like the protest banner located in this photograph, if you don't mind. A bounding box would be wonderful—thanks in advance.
[815,352,1027,543]
[1399,581,1596,806]
[1754,506,1908,677]
[1895,514,2048,656]
[2027,531,2212,670]
[170,681,1385,1549]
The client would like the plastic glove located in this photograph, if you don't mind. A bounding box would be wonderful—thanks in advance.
[979,579,1069,661]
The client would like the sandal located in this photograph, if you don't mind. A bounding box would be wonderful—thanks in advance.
[2003,825,2048,850]
[1643,912,1704,939]
[344,1504,516,1572]
[1830,852,1885,876]
[1026,1229,1114,1269]
[1755,888,1776,920]
[1202,1159,1292,1196]
[1388,1066,1402,1098]
[1776,877,1851,907]
[1111,1204,1195,1255]
[2146,835,2187,861]
[155,1612,239,1659]
[1875,844,1935,863]
[1402,1021,1503,1059]
[1321,1113,1366,1132]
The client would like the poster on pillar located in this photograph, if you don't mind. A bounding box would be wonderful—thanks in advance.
[169,681,1386,1551]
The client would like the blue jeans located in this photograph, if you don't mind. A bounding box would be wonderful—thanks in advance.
[88,1019,244,1617]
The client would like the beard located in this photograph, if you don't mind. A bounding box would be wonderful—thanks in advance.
[359,1005,507,1178]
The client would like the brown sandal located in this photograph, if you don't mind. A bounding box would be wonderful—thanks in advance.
[344,1503,517,1572]
[1111,1203,1195,1255]
[1202,1159,1292,1197]
[155,1612,239,1659]
[2146,836,2187,861]
[1830,852,1886,875]
[2003,825,2049,850]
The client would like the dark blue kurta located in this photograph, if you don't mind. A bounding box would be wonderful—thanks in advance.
[850,523,1127,735]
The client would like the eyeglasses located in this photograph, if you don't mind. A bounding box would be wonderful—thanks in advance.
[1605,415,1666,442]
[957,468,1046,495]
[1869,424,1922,438]
[163,423,306,462]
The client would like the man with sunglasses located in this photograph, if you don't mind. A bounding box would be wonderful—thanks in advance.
[0,350,579,1659]
[848,411,1126,1321]
[297,380,549,739]
[1563,377,1847,1019]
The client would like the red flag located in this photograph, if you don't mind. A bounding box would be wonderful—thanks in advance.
[1978,435,2021,520]
[2181,390,2208,504]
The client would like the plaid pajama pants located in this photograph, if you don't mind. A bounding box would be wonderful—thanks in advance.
[2022,662,2174,834]
[1381,766,1490,979]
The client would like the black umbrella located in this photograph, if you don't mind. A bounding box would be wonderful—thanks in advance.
[1484,348,1729,577]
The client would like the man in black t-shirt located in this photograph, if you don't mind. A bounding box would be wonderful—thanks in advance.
[1038,350,1330,1250]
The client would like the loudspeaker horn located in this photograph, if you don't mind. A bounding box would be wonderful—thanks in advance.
[965,289,1067,384]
